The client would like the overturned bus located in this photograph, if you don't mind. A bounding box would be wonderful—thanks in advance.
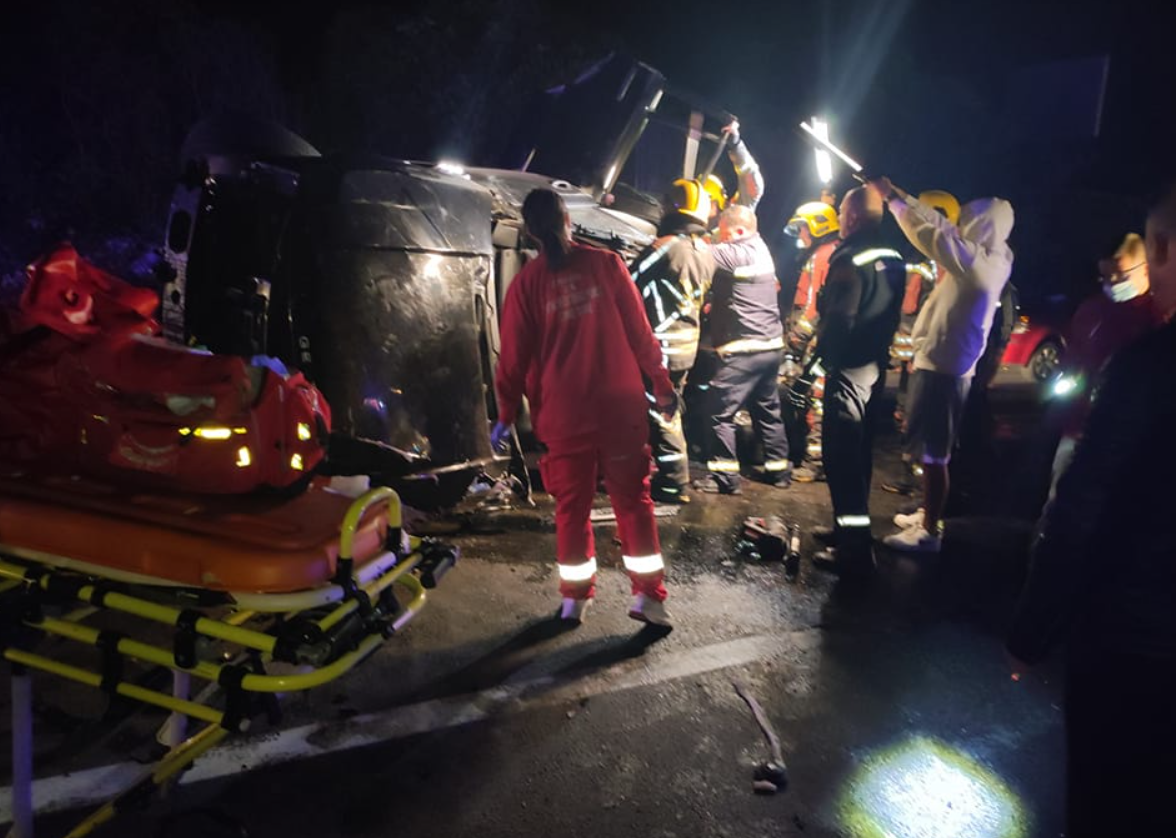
[158,54,736,508]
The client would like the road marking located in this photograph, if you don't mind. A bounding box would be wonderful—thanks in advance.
[0,632,796,823]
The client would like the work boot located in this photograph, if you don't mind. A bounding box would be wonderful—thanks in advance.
[652,484,692,505]
[792,463,825,483]
[558,597,592,624]
[811,545,877,581]
[629,593,672,627]
[693,475,742,495]
[760,468,792,489]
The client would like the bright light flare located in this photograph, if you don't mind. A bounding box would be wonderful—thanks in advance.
[811,117,834,183]
[839,737,1028,838]
[435,160,466,177]
[1051,375,1079,398]
[800,119,864,173]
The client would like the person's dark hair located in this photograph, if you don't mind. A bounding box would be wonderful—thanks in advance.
[522,188,572,270]
[843,185,884,227]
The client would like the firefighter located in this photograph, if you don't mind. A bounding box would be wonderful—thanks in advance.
[782,201,841,483]
[493,188,676,626]
[629,179,716,504]
[787,201,841,330]
[694,203,791,494]
[810,186,906,579]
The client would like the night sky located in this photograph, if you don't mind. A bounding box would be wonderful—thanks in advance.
[3,0,1174,301]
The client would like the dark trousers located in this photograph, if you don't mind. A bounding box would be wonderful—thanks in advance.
[705,349,789,491]
[822,363,884,550]
[1065,654,1176,837]
[649,369,690,493]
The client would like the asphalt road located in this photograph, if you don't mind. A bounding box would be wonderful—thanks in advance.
[0,373,1067,838]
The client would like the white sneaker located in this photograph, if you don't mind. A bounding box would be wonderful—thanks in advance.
[559,597,592,623]
[628,594,673,627]
[893,508,925,529]
[883,525,941,553]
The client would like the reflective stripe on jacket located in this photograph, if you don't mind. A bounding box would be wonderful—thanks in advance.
[816,233,906,370]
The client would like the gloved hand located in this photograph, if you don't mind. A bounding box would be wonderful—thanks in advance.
[655,390,679,421]
[722,119,741,146]
[490,421,513,453]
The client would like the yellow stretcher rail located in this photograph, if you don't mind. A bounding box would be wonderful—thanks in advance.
[0,484,457,838]
[2,648,226,726]
[61,723,231,838]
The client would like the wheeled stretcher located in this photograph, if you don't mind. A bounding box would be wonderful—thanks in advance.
[0,472,457,838]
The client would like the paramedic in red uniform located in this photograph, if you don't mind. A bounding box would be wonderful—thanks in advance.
[493,188,676,627]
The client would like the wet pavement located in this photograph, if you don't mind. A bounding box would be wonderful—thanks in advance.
[0,373,1066,838]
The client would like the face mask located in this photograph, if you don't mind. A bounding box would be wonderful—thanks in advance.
[1101,271,1148,302]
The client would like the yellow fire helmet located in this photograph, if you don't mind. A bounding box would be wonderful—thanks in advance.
[786,201,840,239]
[917,190,961,226]
[668,178,712,224]
[701,174,727,212]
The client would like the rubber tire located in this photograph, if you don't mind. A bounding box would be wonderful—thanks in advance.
[1029,339,1063,382]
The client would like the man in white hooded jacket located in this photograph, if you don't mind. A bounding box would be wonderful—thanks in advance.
[869,177,1015,551]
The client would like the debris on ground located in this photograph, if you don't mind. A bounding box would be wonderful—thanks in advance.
[733,679,789,795]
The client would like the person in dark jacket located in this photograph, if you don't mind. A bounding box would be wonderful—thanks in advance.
[695,204,790,494]
[811,186,906,578]
[630,180,716,504]
[1006,181,1176,837]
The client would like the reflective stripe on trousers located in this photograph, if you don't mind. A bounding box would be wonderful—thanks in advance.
[558,557,598,582]
[540,431,668,602]
[623,553,665,575]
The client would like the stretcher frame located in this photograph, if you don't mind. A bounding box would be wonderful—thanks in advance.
[1,486,457,838]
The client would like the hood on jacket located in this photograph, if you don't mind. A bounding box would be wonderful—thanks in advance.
[958,197,1015,251]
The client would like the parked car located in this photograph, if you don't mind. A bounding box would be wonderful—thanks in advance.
[1001,309,1066,382]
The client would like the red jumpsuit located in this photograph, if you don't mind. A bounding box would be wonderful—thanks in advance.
[496,243,674,602]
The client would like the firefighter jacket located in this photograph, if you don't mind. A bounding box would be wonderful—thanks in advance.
[1007,318,1176,665]
[727,136,764,211]
[890,194,1014,377]
[629,219,715,373]
[815,231,906,370]
[792,238,838,323]
[708,233,783,357]
[495,243,673,445]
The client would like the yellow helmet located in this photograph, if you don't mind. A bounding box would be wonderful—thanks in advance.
[701,174,727,212]
[917,190,961,226]
[668,178,712,224]
[786,201,840,239]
